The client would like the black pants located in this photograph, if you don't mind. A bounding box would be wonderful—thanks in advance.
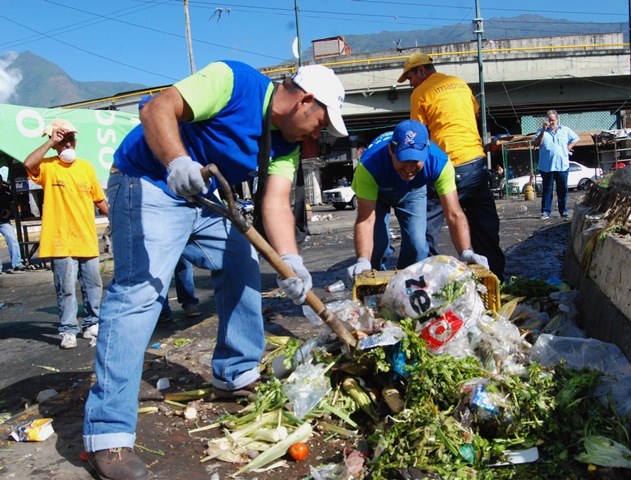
[426,157,505,280]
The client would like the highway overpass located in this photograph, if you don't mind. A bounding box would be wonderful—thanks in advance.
[71,32,630,143]
[263,32,631,143]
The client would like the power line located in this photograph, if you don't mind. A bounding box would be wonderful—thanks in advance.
[1,0,165,51]
[0,13,178,81]
[43,0,286,60]
[0,0,290,83]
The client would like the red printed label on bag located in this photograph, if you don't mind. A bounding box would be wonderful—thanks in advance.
[420,311,464,350]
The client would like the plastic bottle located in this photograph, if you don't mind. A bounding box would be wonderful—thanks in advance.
[326,280,345,293]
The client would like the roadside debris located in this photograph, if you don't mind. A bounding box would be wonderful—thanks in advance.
[148,255,631,478]
[35,388,58,403]
[10,418,54,442]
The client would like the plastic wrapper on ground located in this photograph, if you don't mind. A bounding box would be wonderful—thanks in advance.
[282,362,332,419]
[10,418,54,442]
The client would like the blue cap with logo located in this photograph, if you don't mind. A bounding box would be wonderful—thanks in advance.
[391,120,430,162]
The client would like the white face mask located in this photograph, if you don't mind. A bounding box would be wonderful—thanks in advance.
[59,148,76,163]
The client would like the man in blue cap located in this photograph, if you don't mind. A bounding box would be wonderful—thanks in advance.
[347,120,488,281]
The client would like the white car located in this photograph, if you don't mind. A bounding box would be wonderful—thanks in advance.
[322,186,357,210]
[507,161,602,195]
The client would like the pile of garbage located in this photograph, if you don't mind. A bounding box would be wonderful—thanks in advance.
[178,256,631,479]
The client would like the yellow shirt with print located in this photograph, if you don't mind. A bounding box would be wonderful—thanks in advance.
[27,158,105,258]
[410,72,484,166]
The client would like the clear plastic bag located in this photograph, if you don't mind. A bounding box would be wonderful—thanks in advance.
[310,463,354,480]
[357,322,406,350]
[540,314,586,338]
[282,362,331,419]
[302,299,379,332]
[466,314,530,375]
[593,373,631,417]
[531,334,631,378]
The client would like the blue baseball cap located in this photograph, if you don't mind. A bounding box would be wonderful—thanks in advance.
[391,120,430,162]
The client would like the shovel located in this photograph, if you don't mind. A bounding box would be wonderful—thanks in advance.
[194,163,357,350]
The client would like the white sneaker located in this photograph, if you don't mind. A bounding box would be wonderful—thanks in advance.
[60,333,77,349]
[82,324,99,339]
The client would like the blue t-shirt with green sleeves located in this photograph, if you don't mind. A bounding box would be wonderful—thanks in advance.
[352,131,457,201]
[114,61,300,197]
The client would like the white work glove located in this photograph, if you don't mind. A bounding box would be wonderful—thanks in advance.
[347,257,372,284]
[166,156,208,198]
[277,254,312,305]
[459,249,490,269]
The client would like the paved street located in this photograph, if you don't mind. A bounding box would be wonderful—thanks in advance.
[0,192,581,479]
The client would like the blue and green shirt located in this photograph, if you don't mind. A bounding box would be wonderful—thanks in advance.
[352,131,456,200]
[114,61,299,197]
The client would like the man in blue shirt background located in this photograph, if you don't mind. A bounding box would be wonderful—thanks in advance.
[534,109,579,219]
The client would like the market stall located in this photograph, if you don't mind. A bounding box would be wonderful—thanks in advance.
[591,129,631,173]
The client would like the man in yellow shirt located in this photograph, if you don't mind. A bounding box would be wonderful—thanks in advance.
[398,53,505,279]
[24,119,109,349]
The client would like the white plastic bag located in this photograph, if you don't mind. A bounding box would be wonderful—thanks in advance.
[384,256,485,353]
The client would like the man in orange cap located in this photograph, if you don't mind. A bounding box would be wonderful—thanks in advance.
[24,118,109,350]
[398,53,505,279]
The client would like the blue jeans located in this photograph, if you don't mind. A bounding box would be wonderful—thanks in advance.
[373,187,428,270]
[426,157,505,280]
[84,173,263,451]
[52,256,102,334]
[0,221,23,270]
[175,256,198,307]
[540,170,569,216]
[161,256,199,314]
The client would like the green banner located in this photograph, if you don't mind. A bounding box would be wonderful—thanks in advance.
[0,103,139,181]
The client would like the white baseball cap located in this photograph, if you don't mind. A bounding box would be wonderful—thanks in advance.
[291,65,348,137]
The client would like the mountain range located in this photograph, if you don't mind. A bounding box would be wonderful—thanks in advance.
[1,14,626,108]
[332,14,627,56]
[0,51,147,108]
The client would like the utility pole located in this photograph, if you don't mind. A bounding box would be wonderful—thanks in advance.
[184,0,196,74]
[294,0,302,67]
[474,0,489,167]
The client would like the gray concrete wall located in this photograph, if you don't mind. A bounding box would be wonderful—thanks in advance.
[564,201,631,361]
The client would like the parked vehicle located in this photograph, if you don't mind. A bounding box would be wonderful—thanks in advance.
[322,185,357,210]
[507,161,603,194]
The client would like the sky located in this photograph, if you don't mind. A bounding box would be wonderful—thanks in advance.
[0,0,628,98]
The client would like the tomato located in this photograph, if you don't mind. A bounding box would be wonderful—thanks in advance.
[80,451,89,462]
[289,442,309,461]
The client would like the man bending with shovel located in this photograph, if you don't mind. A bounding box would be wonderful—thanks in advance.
[83,61,347,480]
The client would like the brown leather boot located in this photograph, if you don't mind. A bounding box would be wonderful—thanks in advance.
[87,447,152,480]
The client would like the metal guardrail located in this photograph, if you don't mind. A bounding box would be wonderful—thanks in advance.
[63,42,630,109]
[261,42,630,75]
